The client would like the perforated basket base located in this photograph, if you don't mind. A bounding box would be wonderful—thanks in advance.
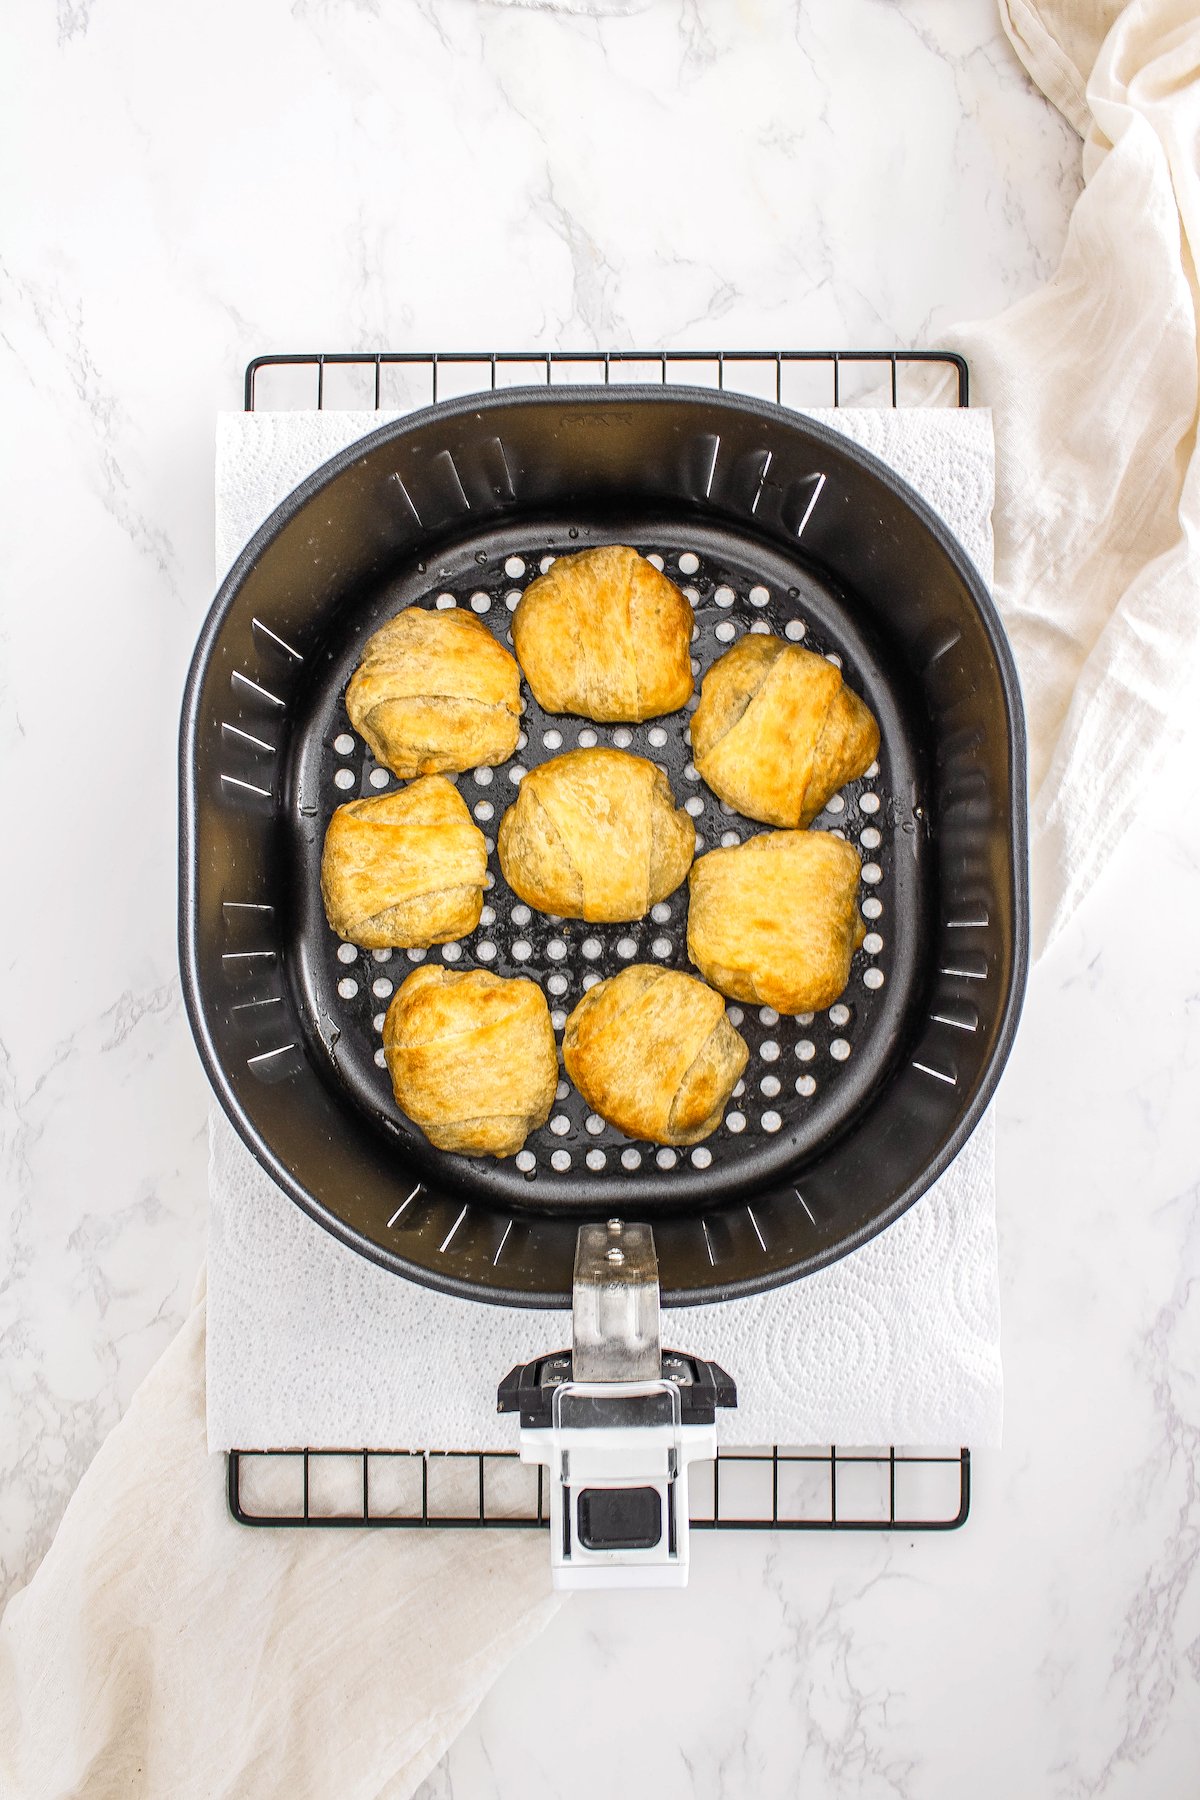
[293,516,913,1217]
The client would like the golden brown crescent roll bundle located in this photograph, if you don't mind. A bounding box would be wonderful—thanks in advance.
[346,606,521,779]
[688,830,866,1015]
[497,747,694,923]
[383,965,557,1158]
[320,775,487,949]
[690,634,879,827]
[563,966,749,1146]
[512,545,693,722]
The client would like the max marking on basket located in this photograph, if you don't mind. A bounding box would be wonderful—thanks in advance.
[319,543,884,1168]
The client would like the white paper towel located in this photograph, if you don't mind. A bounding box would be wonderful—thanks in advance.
[208,1108,1000,1451]
[207,402,1003,1454]
[214,404,995,583]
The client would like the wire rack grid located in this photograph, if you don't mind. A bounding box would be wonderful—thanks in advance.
[228,345,971,1535]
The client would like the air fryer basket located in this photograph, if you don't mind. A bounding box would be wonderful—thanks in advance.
[180,386,1028,1307]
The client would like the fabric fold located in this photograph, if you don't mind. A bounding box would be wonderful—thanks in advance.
[951,0,1200,951]
[0,1281,562,1800]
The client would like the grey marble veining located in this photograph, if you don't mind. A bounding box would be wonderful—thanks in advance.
[5,0,1197,1792]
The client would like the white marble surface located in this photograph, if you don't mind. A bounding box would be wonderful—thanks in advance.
[4,0,1198,1793]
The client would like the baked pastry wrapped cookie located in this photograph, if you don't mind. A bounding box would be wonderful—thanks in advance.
[383,965,557,1158]
[563,966,749,1146]
[497,747,694,922]
[687,830,866,1014]
[346,606,521,778]
[321,774,487,949]
[690,634,879,827]
[512,545,693,721]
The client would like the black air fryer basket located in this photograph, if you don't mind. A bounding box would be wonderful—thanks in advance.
[180,386,1028,1308]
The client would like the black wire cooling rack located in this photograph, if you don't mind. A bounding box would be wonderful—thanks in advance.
[229,1444,970,1531]
[227,346,971,1535]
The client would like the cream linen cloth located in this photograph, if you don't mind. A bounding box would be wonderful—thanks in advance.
[4,6,1199,1797]
[950,1,1200,952]
[0,1276,561,1800]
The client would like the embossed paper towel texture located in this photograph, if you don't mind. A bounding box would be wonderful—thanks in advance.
[207,405,1003,1452]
